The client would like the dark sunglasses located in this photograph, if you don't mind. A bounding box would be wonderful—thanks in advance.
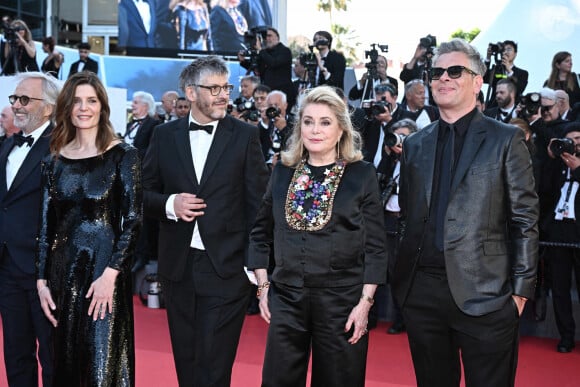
[541,104,556,113]
[430,65,478,80]
[8,95,44,106]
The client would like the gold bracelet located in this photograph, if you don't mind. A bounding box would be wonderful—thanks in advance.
[360,294,374,305]
[256,281,270,298]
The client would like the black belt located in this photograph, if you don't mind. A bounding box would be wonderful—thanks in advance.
[385,210,401,217]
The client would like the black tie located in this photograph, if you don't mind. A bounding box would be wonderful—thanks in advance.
[435,124,455,251]
[189,122,213,134]
[13,132,34,148]
[318,57,326,85]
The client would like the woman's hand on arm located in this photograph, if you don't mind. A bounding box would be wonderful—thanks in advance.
[86,267,119,321]
[37,279,58,327]
[345,284,377,344]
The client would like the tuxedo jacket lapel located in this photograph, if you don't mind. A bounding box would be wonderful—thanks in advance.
[199,119,233,190]
[0,137,14,197]
[8,127,51,195]
[450,122,486,196]
[420,124,438,209]
[174,120,199,188]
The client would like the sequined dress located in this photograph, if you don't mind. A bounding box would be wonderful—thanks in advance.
[37,143,142,387]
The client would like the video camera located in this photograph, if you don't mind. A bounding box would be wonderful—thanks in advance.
[419,34,437,55]
[361,98,392,120]
[517,92,541,120]
[364,43,389,81]
[241,26,269,73]
[1,21,17,45]
[488,41,506,67]
[301,46,318,84]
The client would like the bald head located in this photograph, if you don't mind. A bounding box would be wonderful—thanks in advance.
[0,106,19,137]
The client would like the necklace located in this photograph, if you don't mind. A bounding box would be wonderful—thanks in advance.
[285,159,345,231]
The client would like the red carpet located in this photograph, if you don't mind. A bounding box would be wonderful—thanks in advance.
[1,296,579,386]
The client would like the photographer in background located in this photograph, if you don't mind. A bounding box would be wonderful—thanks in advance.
[361,83,413,166]
[400,35,436,105]
[230,75,259,120]
[312,30,346,90]
[539,122,580,353]
[1,19,38,75]
[349,52,398,102]
[238,27,296,111]
[374,118,418,334]
[483,40,528,108]
[259,90,293,167]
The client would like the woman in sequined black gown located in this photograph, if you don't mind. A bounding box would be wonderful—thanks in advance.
[37,72,142,386]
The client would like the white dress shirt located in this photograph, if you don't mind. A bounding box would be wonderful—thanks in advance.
[165,117,218,250]
[134,0,152,34]
[6,122,49,189]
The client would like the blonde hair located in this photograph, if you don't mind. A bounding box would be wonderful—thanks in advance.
[281,85,362,167]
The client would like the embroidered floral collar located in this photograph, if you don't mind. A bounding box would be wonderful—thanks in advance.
[285,159,346,231]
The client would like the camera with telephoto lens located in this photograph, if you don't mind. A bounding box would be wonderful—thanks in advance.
[385,133,407,148]
[419,34,437,55]
[265,106,281,120]
[2,21,17,44]
[361,98,392,119]
[518,92,541,120]
[232,97,260,121]
[241,26,269,72]
[314,38,329,48]
[550,138,576,158]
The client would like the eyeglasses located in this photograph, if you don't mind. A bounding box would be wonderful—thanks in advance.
[8,95,43,106]
[541,104,556,113]
[191,84,234,96]
[430,65,478,80]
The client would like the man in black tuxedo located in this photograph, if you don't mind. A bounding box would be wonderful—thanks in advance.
[483,78,518,123]
[142,55,269,386]
[238,27,297,111]
[348,55,398,102]
[67,42,99,78]
[400,42,435,106]
[312,30,346,90]
[400,79,439,129]
[393,39,538,387]
[0,72,61,387]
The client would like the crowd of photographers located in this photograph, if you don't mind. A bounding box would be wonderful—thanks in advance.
[3,15,580,352]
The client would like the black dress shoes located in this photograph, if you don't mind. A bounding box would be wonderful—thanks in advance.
[557,340,575,353]
[387,320,406,334]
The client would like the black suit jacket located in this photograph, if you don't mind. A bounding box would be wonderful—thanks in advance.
[127,116,160,159]
[318,50,346,90]
[248,160,387,287]
[0,125,52,275]
[361,105,414,163]
[68,57,99,78]
[142,116,269,281]
[393,112,539,316]
[483,64,529,106]
[209,5,244,53]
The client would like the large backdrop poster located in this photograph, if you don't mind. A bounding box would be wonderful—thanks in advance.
[117,0,274,56]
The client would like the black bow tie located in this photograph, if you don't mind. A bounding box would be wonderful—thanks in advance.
[13,132,34,148]
[189,122,213,134]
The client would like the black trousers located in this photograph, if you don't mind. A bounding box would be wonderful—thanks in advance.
[0,254,53,387]
[546,219,580,344]
[262,283,368,387]
[403,269,520,387]
[162,249,250,387]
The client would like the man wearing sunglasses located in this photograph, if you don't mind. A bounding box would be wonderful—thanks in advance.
[393,39,538,387]
[142,56,269,386]
[0,72,61,387]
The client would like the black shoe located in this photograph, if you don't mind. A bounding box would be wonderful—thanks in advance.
[387,321,406,334]
[557,340,575,353]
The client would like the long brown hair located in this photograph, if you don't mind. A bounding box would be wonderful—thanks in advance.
[51,72,117,155]
[545,51,577,92]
